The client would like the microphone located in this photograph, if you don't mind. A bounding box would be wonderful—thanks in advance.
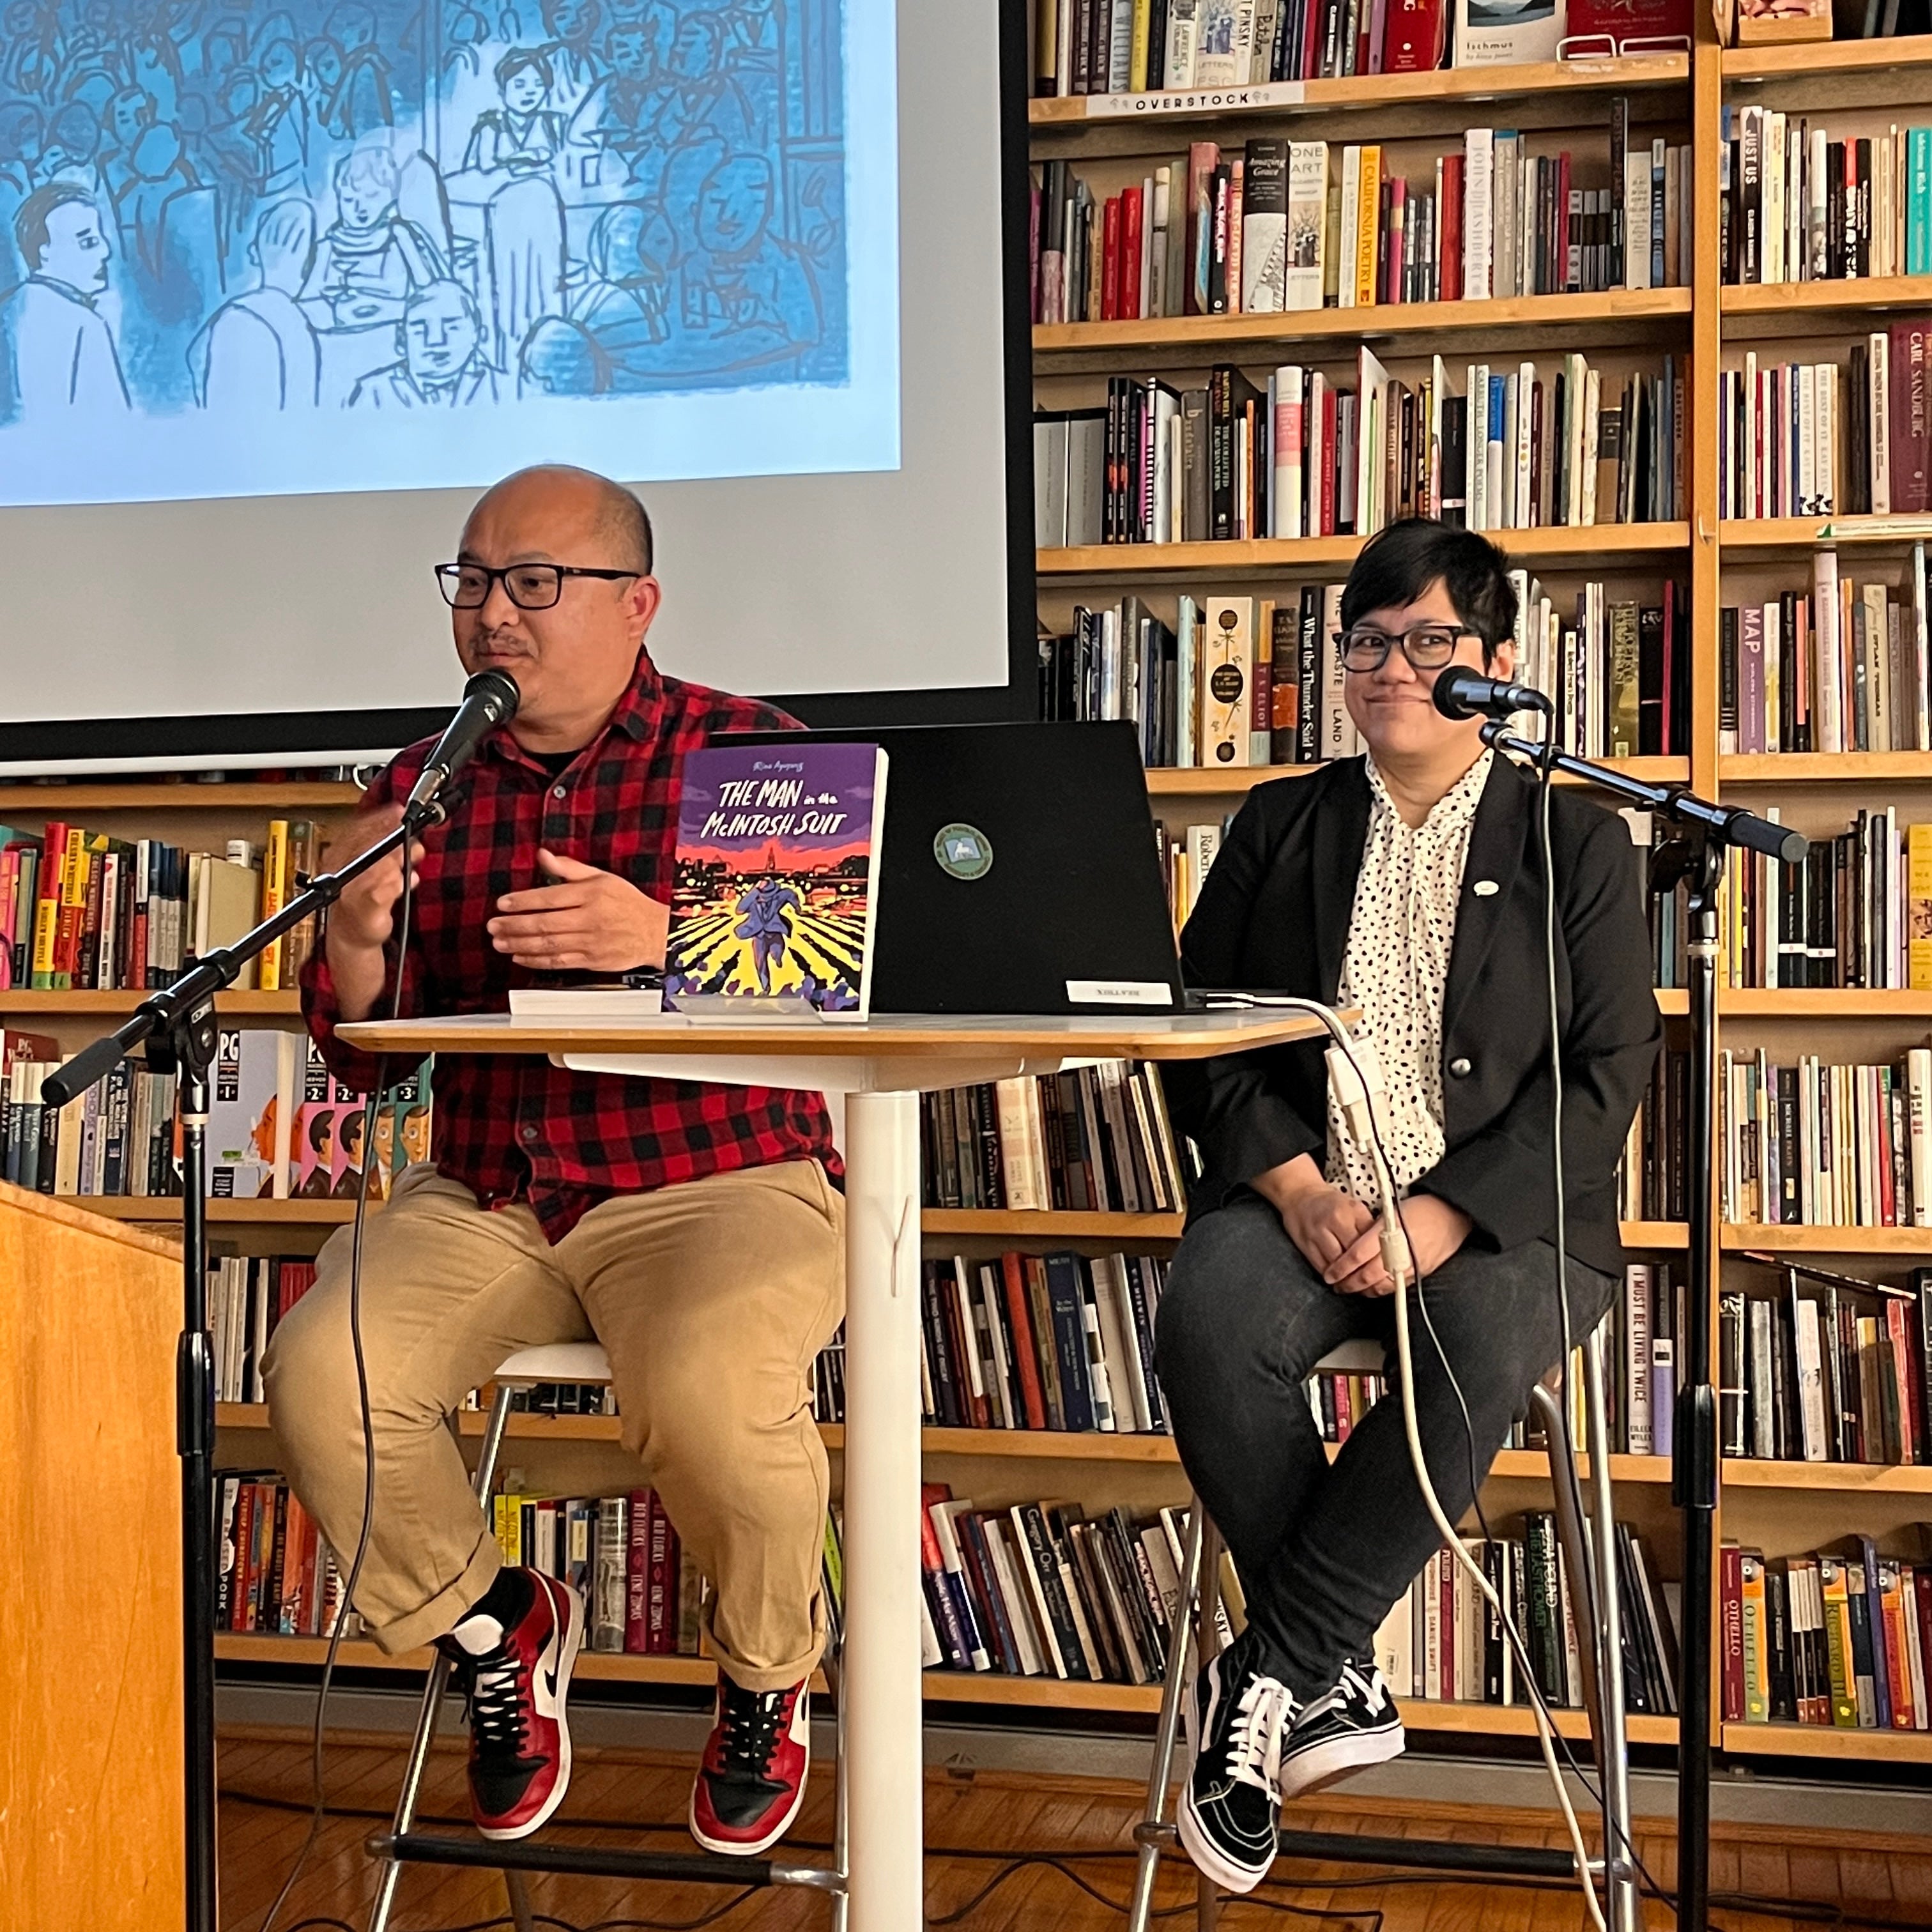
[406,669,520,813]
[1432,665,1555,720]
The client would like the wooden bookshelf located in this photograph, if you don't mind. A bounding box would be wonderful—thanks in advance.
[1720,1721,1932,1763]
[1720,1224,1932,1254]
[1723,31,1932,110]
[0,783,360,813]
[1026,54,1690,134]
[919,1208,1185,1239]
[1721,275,1932,338]
[1037,523,1692,581]
[211,1404,1672,1485]
[57,28,1932,1774]
[1718,515,1932,554]
[1719,1459,1932,1496]
[1717,989,1932,1017]
[1144,757,1691,797]
[1722,751,1932,783]
[0,990,300,1016]
[205,1631,1678,1739]
[1033,288,1694,371]
[79,1197,356,1224]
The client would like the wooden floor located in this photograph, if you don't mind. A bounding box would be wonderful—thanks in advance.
[216,1727,1932,1932]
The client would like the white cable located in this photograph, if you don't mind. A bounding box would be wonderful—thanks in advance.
[1221,993,1609,1932]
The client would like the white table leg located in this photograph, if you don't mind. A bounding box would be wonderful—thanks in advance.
[838,1090,924,1931]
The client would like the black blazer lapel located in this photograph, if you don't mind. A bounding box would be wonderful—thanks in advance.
[1311,758,1372,1002]
[1443,757,1531,1041]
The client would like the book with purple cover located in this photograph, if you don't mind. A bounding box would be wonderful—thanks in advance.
[664,742,889,1017]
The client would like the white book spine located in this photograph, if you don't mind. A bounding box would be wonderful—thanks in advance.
[1625,147,1652,290]
[1338,146,1361,310]
[1871,333,1892,516]
[1272,365,1305,539]
[1464,129,1494,302]
[1910,1047,1932,1227]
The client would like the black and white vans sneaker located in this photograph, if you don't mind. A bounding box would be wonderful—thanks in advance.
[1274,1658,1405,1802]
[1176,1627,1298,1894]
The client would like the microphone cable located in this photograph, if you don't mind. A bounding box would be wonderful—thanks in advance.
[1347,728,1667,1929]
[256,804,421,1932]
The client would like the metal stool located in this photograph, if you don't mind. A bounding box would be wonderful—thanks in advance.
[367,1344,848,1932]
[1127,1327,1641,1932]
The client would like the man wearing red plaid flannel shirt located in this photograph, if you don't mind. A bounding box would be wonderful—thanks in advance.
[265,465,841,1857]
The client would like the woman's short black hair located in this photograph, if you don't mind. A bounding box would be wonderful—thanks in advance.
[1339,518,1517,664]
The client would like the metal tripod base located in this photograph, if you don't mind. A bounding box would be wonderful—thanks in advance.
[1126,1319,1643,1932]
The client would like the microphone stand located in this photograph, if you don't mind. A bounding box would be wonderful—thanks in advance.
[1480,722,1800,1932]
[42,801,442,1932]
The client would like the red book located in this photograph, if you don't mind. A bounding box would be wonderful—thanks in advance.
[1300,0,1324,79]
[1440,154,1464,303]
[1720,1544,1745,1722]
[624,1487,652,1653]
[998,1252,1048,1429]
[1101,194,1121,321]
[647,1504,677,1654]
[1029,180,1041,322]
[1121,185,1143,321]
[1889,319,1932,513]
[1439,1552,1456,1699]
[1915,1571,1932,1713]
[1333,1376,1353,1442]
[1386,176,1406,304]
[227,1482,257,1632]
[277,1260,318,1321]
[1319,387,1338,535]
[291,1498,320,1636]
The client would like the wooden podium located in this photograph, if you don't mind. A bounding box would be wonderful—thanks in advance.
[0,1183,185,1929]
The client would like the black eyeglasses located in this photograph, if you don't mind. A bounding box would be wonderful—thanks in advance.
[1334,625,1480,673]
[435,562,642,610]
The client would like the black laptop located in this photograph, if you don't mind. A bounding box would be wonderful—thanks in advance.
[728,720,1186,1016]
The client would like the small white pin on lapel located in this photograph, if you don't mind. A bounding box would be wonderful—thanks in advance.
[1473,880,1499,896]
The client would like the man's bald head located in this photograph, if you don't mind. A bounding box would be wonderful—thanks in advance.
[451,463,663,753]
[466,464,654,576]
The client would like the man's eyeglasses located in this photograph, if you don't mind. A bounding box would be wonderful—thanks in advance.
[435,563,643,611]
[1335,625,1479,673]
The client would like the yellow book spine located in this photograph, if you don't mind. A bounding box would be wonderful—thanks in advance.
[1910,824,1932,990]
[29,896,57,986]
[1354,147,1381,307]
[259,819,289,991]
[1130,0,1152,91]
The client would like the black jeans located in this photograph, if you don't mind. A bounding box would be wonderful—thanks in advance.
[1154,1192,1618,1702]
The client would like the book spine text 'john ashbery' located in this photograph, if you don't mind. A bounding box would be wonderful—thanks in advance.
[664,744,889,1016]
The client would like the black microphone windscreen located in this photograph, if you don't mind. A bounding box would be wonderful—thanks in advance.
[467,668,521,721]
[1431,666,1485,719]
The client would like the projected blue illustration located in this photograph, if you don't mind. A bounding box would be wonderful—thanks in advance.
[0,0,859,497]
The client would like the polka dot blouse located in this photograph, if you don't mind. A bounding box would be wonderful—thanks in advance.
[1324,750,1494,1207]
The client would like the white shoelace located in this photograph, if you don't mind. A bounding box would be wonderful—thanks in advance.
[1301,1660,1388,1731]
[1223,1674,1295,1792]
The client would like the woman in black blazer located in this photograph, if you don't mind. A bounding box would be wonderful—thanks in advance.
[1156,519,1662,1892]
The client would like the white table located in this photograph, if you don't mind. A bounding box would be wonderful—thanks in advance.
[339,1008,1335,1931]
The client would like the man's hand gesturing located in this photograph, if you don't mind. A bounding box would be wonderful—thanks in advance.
[487,848,670,973]
[324,803,424,1025]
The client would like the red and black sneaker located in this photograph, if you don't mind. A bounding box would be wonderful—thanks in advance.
[438,1567,583,1841]
[688,1673,811,1856]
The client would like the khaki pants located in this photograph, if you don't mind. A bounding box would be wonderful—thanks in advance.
[264,1158,845,1690]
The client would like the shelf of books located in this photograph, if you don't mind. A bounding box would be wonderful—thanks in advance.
[17,8,1932,1769]
[1026,56,1691,135]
